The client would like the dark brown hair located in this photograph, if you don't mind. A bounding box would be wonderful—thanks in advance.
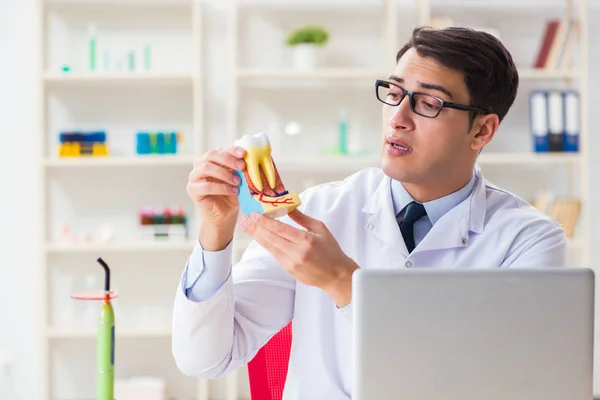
[396,26,519,123]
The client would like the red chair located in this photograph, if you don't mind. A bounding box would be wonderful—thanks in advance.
[247,322,293,400]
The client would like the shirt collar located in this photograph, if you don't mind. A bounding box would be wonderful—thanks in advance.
[390,169,477,225]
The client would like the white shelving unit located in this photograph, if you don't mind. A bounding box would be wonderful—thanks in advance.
[36,0,206,399]
[35,0,590,399]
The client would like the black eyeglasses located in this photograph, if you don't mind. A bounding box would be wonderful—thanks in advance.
[375,79,489,119]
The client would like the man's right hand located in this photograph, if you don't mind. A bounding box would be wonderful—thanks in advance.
[186,146,246,251]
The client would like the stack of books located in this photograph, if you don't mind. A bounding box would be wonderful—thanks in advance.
[532,190,580,238]
[533,2,579,70]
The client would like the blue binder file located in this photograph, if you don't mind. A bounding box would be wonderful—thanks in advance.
[530,90,549,152]
[547,90,565,152]
[563,90,580,152]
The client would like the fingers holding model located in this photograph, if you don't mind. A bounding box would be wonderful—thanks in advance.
[186,145,247,251]
[239,209,359,308]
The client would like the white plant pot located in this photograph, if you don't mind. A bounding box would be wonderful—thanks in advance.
[292,44,319,71]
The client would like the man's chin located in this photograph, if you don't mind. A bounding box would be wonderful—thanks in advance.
[381,157,412,182]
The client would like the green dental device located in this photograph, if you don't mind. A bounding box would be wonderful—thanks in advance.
[72,257,118,400]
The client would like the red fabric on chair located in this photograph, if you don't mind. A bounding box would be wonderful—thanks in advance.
[247,322,293,400]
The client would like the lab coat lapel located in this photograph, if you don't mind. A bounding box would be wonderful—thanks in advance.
[362,177,408,255]
[362,166,488,255]
[416,167,487,253]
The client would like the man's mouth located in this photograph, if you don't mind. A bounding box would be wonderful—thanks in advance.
[391,143,410,151]
[387,136,412,152]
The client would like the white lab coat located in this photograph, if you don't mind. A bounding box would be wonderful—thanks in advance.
[172,165,567,400]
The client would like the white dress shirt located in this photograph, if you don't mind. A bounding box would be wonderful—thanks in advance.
[172,165,567,400]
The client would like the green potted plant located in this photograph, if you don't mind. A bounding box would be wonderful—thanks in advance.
[285,25,329,70]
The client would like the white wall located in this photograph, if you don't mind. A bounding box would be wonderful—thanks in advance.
[0,0,599,399]
[0,0,38,399]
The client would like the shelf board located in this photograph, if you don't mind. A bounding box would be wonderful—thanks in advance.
[43,155,194,168]
[477,152,581,164]
[46,241,196,254]
[237,0,387,10]
[276,156,380,172]
[45,0,191,6]
[47,327,172,339]
[518,69,579,80]
[236,68,577,82]
[43,72,194,86]
[274,152,580,173]
[429,0,570,11]
[236,68,385,81]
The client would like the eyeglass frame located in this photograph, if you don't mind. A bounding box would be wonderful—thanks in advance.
[375,79,490,119]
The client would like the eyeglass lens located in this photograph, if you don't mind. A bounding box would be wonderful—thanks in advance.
[377,82,443,118]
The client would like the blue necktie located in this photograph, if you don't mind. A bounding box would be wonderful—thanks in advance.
[399,201,427,253]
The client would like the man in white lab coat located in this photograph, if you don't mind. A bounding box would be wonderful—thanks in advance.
[172,27,566,399]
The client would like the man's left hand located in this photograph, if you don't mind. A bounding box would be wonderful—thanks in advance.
[239,209,359,307]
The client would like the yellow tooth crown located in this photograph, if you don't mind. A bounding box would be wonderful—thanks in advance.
[235,133,276,193]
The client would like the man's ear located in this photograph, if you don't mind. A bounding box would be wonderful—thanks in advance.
[469,114,499,151]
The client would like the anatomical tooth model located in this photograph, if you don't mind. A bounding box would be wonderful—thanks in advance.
[234,132,301,218]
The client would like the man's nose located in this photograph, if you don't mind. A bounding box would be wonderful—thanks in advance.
[389,95,413,130]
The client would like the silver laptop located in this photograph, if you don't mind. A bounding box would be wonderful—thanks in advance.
[352,268,595,400]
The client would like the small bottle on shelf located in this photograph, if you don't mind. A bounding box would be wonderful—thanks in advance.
[87,23,98,72]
